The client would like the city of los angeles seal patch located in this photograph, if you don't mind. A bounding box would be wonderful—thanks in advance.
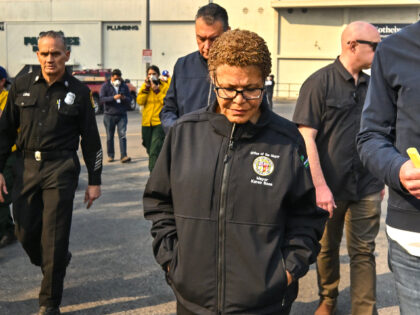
[252,156,274,176]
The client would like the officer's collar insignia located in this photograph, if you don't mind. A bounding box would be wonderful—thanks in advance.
[64,81,69,87]
[253,156,274,176]
[22,92,31,97]
[35,75,40,82]
[64,92,76,105]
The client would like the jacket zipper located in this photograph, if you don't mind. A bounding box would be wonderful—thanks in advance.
[217,123,236,314]
[207,81,213,107]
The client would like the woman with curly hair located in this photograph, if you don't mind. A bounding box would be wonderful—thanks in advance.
[144,29,327,315]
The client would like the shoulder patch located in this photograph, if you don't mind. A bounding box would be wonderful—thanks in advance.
[300,154,310,168]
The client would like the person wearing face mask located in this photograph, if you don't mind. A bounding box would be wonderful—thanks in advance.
[100,69,132,163]
[137,65,169,171]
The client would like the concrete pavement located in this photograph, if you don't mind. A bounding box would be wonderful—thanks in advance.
[0,103,399,314]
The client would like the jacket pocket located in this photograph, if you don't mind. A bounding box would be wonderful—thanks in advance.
[224,223,288,313]
[59,103,79,116]
[167,242,179,284]
[325,97,354,109]
[15,95,37,108]
[168,216,217,309]
[15,95,37,123]
[325,98,355,125]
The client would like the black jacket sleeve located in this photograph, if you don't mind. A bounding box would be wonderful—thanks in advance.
[79,90,102,185]
[143,127,177,268]
[357,47,406,191]
[0,83,19,172]
[160,61,179,133]
[283,137,328,280]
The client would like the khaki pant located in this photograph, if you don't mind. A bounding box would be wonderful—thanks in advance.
[316,192,382,315]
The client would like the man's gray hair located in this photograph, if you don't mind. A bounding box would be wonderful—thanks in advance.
[38,30,67,49]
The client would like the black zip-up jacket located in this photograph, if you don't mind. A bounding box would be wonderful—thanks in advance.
[357,21,420,232]
[144,102,327,314]
[160,51,217,133]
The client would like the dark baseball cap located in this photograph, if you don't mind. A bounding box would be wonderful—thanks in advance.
[0,66,10,84]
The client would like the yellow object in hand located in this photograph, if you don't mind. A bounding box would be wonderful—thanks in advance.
[407,147,420,168]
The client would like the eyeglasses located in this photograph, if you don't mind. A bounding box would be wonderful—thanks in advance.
[348,40,379,52]
[214,86,264,100]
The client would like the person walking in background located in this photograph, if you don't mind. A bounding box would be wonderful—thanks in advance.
[137,65,169,171]
[265,74,275,109]
[293,21,382,315]
[0,31,102,315]
[159,3,229,133]
[100,68,132,163]
[0,65,17,249]
[357,21,420,314]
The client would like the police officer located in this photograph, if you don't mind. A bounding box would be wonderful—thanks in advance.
[0,31,102,315]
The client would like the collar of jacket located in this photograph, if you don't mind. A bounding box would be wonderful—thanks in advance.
[32,68,72,87]
[206,99,271,140]
[197,51,208,66]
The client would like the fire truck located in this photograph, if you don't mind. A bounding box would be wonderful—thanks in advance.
[72,69,137,114]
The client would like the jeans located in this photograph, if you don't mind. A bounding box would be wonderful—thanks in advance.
[388,237,420,315]
[316,192,382,315]
[103,113,128,159]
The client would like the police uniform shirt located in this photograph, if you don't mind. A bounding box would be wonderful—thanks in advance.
[0,70,102,185]
[293,57,383,201]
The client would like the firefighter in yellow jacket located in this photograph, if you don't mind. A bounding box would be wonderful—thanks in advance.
[137,65,169,171]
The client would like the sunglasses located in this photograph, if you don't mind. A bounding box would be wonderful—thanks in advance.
[348,40,379,52]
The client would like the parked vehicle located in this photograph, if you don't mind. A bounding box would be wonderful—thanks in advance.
[72,69,137,114]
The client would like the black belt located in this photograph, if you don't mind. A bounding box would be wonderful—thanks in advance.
[22,150,75,162]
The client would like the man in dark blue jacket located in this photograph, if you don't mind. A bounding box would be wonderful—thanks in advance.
[160,3,229,133]
[100,69,132,163]
[357,21,420,314]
